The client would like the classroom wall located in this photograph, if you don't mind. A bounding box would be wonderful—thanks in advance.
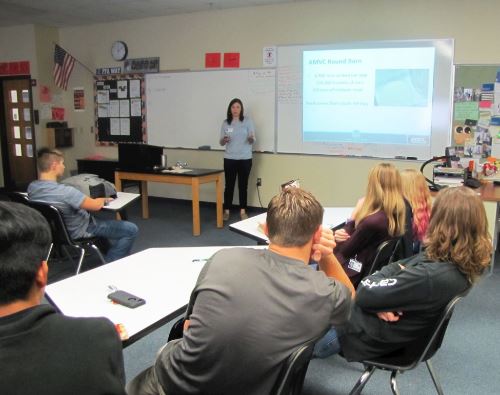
[0,25,35,188]
[0,24,59,186]
[1,0,499,236]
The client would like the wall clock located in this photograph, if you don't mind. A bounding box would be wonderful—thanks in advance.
[111,41,128,61]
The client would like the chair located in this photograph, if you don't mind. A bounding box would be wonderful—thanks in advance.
[25,200,106,274]
[349,291,469,395]
[365,237,401,277]
[7,191,29,204]
[272,338,316,395]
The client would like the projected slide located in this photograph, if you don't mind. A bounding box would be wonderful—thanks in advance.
[302,47,435,146]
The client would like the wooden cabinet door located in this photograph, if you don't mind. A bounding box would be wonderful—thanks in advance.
[2,78,37,189]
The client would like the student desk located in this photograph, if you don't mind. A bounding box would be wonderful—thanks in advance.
[114,169,224,236]
[45,246,263,347]
[230,207,354,244]
[102,191,140,211]
[101,191,140,221]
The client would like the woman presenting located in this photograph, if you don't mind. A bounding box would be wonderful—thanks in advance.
[220,98,255,220]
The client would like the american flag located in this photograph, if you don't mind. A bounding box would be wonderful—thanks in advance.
[53,44,75,90]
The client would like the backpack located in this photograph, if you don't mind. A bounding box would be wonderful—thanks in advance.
[61,174,117,198]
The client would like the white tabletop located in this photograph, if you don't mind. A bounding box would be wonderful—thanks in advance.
[102,191,140,211]
[229,207,354,243]
[45,246,264,344]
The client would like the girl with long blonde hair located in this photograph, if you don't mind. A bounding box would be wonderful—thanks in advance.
[401,169,431,252]
[334,163,407,287]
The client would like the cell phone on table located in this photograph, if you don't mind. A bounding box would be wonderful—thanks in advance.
[108,290,146,308]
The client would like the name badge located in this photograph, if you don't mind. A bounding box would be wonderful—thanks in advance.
[225,127,233,134]
[348,258,363,273]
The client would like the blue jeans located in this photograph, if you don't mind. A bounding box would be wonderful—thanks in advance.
[313,327,342,359]
[87,219,138,262]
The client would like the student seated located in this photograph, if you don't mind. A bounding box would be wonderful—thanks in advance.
[401,168,432,253]
[127,188,355,395]
[314,187,491,360]
[28,148,138,262]
[334,163,408,287]
[0,202,126,395]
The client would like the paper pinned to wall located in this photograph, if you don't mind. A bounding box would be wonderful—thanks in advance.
[454,101,479,121]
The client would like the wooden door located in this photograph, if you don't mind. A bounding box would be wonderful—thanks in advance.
[1,78,37,189]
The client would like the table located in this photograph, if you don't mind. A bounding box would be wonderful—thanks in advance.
[114,169,224,236]
[230,207,354,244]
[45,246,263,347]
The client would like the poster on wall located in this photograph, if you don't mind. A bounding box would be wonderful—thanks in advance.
[73,87,85,111]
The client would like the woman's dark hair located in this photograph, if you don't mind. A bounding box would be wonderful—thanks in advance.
[226,98,244,124]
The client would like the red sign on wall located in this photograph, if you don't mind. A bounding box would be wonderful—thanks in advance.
[205,53,221,68]
[0,61,30,76]
[223,53,240,68]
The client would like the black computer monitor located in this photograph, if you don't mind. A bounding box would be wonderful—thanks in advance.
[118,143,163,172]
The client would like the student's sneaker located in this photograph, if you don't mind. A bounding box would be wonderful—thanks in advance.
[240,212,248,220]
[223,211,230,221]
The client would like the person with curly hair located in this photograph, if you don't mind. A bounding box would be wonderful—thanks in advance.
[314,186,491,361]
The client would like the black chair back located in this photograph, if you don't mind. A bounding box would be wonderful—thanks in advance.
[272,339,316,395]
[24,199,106,274]
[414,290,469,366]
[7,191,29,204]
[25,200,73,246]
[349,289,470,395]
[366,237,401,277]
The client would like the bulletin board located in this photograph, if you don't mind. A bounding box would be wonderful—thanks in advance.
[453,65,500,158]
[94,74,146,145]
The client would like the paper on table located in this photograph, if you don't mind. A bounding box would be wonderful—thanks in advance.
[161,168,192,174]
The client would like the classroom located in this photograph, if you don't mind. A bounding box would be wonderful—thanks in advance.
[0,0,499,394]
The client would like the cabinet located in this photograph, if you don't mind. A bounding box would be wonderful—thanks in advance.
[46,128,73,148]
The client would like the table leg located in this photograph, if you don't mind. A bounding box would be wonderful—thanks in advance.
[192,178,200,236]
[216,173,223,228]
[115,173,122,192]
[142,181,149,219]
[114,174,123,221]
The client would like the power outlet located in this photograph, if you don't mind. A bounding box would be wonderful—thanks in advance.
[256,177,262,187]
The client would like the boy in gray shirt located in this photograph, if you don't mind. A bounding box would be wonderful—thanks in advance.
[128,188,354,395]
[28,148,138,262]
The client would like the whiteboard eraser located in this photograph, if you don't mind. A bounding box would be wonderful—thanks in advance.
[198,145,211,150]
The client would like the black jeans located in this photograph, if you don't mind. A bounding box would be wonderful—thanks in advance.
[223,158,252,210]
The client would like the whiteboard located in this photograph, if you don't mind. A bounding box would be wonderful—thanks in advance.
[146,69,276,152]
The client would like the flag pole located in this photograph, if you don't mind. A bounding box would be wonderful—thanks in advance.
[53,42,95,76]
